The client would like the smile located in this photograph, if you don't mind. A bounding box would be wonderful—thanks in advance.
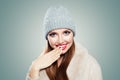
[56,44,67,50]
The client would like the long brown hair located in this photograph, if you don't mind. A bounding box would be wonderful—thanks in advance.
[45,40,75,80]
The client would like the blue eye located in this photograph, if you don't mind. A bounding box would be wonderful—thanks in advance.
[64,31,71,35]
[49,32,57,37]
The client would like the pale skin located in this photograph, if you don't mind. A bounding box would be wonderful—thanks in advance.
[28,28,74,79]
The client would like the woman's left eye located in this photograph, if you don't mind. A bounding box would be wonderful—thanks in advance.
[64,31,71,35]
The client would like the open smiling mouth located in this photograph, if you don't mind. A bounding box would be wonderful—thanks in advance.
[56,44,67,50]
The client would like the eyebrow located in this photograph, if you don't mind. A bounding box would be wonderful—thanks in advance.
[48,31,56,34]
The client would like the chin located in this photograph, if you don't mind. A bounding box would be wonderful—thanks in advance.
[61,49,68,54]
[61,52,65,55]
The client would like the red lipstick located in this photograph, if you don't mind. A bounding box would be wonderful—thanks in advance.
[56,44,67,50]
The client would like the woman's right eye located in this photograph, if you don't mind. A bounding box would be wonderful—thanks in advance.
[48,32,57,37]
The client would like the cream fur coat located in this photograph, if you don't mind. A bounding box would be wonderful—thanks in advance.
[26,44,103,80]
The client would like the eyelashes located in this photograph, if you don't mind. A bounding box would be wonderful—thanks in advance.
[48,32,57,37]
[63,31,71,35]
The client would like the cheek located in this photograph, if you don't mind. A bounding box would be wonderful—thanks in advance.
[48,38,57,48]
[65,35,73,43]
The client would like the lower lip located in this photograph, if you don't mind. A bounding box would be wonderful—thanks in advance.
[62,45,67,50]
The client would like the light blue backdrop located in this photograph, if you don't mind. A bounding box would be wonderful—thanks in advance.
[0,0,120,80]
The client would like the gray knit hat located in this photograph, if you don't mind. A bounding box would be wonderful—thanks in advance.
[43,6,76,39]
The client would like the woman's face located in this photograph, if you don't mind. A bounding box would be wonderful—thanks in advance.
[47,28,74,54]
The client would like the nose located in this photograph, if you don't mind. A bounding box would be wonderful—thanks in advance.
[58,34,64,44]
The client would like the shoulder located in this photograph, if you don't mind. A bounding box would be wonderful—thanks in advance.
[74,42,102,73]
[74,43,103,79]
[86,54,102,75]
[86,53,103,80]
[74,42,89,60]
[74,42,100,64]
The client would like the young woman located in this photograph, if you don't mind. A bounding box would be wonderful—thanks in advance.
[26,6,102,80]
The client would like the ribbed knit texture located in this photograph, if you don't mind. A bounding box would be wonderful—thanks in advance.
[43,6,76,39]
